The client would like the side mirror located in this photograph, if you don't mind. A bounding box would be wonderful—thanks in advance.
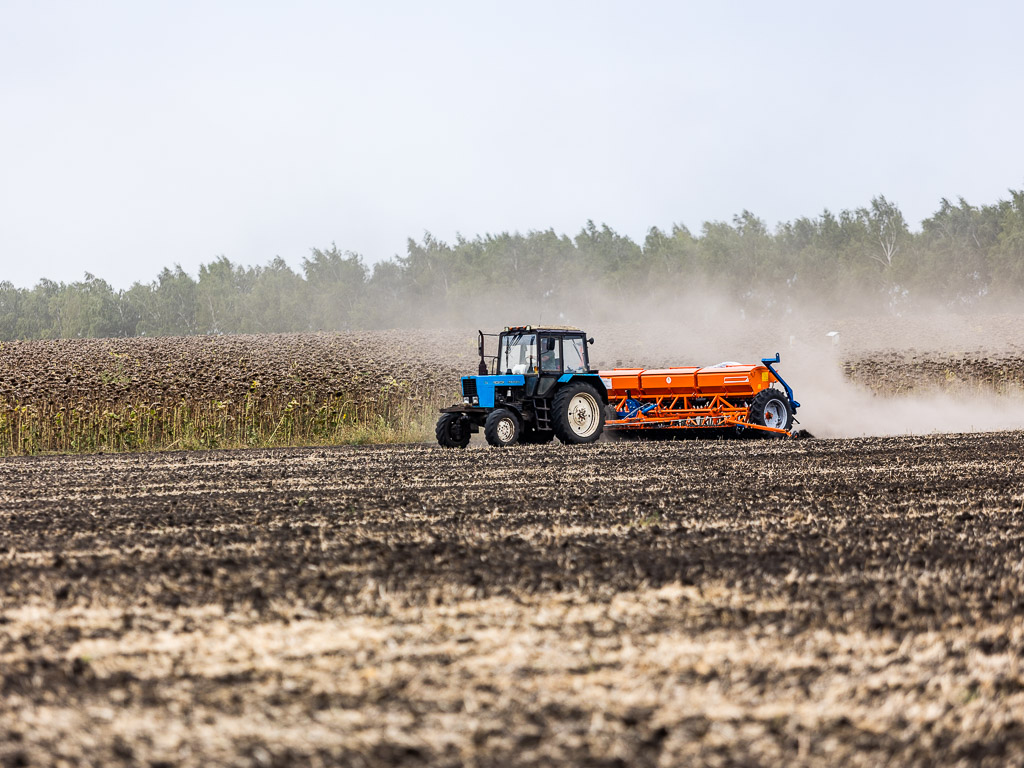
[587,337,595,345]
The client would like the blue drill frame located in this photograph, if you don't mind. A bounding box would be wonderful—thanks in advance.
[761,353,800,410]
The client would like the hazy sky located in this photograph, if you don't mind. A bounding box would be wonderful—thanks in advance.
[2,1,1022,289]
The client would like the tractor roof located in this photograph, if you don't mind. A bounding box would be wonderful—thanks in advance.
[503,325,582,333]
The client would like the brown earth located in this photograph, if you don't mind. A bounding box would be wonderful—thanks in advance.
[0,332,473,408]
[843,351,1024,396]
[2,433,1024,767]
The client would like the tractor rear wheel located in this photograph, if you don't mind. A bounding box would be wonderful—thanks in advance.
[552,383,605,444]
[748,388,794,434]
[484,408,522,447]
[435,413,471,448]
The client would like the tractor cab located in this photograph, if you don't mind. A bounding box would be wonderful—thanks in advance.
[492,326,592,377]
[437,325,608,448]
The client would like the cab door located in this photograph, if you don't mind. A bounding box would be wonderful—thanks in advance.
[538,335,562,375]
[533,335,562,398]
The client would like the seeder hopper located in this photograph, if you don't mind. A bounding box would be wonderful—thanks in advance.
[436,325,802,448]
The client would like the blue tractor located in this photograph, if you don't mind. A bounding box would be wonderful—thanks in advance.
[436,326,609,447]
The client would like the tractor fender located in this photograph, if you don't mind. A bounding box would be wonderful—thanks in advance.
[556,373,609,403]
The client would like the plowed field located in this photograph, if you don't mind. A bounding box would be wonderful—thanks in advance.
[3,433,1024,766]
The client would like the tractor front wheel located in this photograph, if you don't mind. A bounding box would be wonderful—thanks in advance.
[484,408,522,447]
[436,413,471,448]
[552,383,605,444]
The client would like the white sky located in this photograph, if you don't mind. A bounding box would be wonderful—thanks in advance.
[2,1,1022,289]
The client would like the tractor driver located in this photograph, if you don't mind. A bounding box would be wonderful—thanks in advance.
[540,338,561,372]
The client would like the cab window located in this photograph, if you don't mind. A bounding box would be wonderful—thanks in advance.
[499,333,537,374]
[563,336,587,373]
[540,336,562,373]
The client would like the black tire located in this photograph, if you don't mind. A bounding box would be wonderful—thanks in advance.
[748,388,794,435]
[551,383,605,444]
[435,412,471,448]
[484,408,522,447]
[521,428,555,445]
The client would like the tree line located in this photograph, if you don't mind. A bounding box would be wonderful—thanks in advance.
[2,191,1023,340]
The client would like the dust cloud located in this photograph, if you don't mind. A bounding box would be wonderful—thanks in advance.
[781,344,1024,438]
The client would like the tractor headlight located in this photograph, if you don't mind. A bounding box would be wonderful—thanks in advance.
[463,396,470,404]
[472,396,479,405]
